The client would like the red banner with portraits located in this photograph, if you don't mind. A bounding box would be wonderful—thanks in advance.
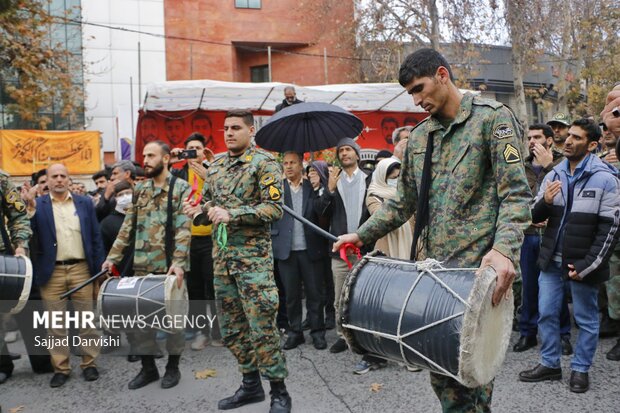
[135,109,427,164]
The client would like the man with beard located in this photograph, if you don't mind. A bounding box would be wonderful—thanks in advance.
[103,141,191,390]
[315,138,372,356]
[334,48,531,411]
[519,118,620,393]
[514,124,572,354]
[547,112,571,152]
[182,110,291,413]
[275,86,302,112]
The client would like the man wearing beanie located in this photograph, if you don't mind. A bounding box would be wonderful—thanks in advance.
[315,137,371,354]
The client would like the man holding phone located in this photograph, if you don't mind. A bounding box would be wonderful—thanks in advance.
[171,133,220,349]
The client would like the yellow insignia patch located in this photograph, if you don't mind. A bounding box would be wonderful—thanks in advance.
[260,173,275,187]
[245,155,253,162]
[268,185,281,201]
[13,201,25,212]
[5,189,18,204]
[503,143,521,164]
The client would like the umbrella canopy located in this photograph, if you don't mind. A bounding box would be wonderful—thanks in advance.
[255,102,364,153]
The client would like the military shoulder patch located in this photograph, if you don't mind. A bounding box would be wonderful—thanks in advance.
[5,188,19,204]
[260,173,275,187]
[13,200,26,212]
[503,143,521,164]
[493,124,514,140]
[268,185,281,201]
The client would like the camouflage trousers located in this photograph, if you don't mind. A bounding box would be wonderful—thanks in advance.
[606,252,620,320]
[430,373,493,413]
[213,262,288,380]
[133,330,184,356]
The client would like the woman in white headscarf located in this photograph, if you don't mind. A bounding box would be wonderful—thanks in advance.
[366,157,414,259]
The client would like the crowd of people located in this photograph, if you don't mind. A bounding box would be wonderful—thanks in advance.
[0,48,619,413]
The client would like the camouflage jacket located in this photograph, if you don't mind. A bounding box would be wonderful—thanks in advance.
[197,146,283,260]
[0,170,31,251]
[107,173,191,275]
[357,93,532,267]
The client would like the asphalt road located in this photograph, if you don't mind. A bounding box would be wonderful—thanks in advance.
[2,328,619,413]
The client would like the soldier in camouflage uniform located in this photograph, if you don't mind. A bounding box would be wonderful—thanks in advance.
[601,108,620,359]
[103,140,191,390]
[335,49,531,412]
[0,170,37,384]
[183,110,291,413]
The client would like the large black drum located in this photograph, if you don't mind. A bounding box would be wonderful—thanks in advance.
[0,254,33,314]
[339,252,513,388]
[97,274,188,333]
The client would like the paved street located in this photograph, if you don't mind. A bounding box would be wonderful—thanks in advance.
[2,327,619,413]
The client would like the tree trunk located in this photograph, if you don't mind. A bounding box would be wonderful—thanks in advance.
[555,4,573,114]
[507,1,529,128]
[428,0,440,50]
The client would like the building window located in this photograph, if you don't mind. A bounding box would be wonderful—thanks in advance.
[235,0,261,9]
[251,65,269,82]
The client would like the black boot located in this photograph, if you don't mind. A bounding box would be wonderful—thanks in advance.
[128,356,159,390]
[161,355,181,389]
[269,381,292,413]
[218,370,265,410]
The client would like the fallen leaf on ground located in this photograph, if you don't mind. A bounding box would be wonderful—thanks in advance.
[370,383,383,393]
[194,368,217,379]
[10,406,25,413]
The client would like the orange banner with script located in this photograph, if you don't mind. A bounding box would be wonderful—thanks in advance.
[0,130,101,176]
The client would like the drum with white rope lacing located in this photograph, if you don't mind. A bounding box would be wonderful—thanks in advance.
[97,274,188,333]
[339,251,513,388]
[0,254,33,314]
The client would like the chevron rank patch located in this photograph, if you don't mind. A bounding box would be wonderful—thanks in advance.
[268,185,281,201]
[503,143,521,164]
[493,124,514,140]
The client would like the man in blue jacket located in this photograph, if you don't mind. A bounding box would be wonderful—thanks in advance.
[29,164,105,388]
[519,118,620,393]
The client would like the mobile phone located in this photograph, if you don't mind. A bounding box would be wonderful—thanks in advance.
[178,149,198,159]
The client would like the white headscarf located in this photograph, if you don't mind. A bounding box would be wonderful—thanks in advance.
[367,158,400,200]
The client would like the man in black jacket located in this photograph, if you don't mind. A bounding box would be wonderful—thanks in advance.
[272,152,327,350]
[519,118,620,393]
[274,86,302,112]
[314,138,371,354]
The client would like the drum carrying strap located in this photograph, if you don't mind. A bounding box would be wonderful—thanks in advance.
[410,132,434,261]
[165,175,177,269]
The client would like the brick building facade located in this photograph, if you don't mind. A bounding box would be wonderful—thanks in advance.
[164,0,357,85]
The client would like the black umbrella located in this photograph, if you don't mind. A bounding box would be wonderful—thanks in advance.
[255,102,364,153]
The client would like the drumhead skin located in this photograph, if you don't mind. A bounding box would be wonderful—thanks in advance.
[458,266,513,388]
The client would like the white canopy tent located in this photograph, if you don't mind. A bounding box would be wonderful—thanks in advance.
[142,79,430,113]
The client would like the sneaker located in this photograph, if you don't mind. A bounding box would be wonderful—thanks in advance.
[4,331,19,343]
[191,333,209,351]
[406,365,422,372]
[353,360,387,375]
[211,338,224,347]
